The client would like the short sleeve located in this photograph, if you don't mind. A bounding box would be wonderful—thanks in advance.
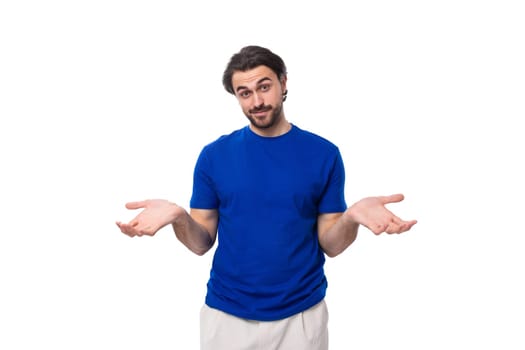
[190,147,219,209]
[317,148,347,213]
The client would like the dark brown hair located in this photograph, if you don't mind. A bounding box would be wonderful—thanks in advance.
[222,45,288,96]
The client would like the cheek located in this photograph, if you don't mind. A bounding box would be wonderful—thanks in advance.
[238,99,252,110]
[268,92,282,106]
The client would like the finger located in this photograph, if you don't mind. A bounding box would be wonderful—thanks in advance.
[122,227,134,237]
[392,219,418,233]
[385,222,402,234]
[125,200,147,210]
[390,214,403,225]
[118,223,137,237]
[138,226,157,236]
[381,193,405,205]
[403,219,418,231]
[122,221,155,237]
[370,222,388,235]
[116,221,126,231]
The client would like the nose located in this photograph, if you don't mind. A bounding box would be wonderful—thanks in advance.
[253,91,264,107]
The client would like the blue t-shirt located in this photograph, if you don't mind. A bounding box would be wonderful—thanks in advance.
[190,124,347,321]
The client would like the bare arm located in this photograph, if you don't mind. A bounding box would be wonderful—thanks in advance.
[116,199,218,256]
[173,208,218,255]
[318,194,417,258]
[317,211,359,258]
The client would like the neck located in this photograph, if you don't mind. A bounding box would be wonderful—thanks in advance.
[250,118,291,137]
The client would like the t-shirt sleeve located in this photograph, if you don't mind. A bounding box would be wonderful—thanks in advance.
[190,147,219,209]
[318,148,347,213]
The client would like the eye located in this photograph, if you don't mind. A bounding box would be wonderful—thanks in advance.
[260,84,270,92]
[239,90,251,98]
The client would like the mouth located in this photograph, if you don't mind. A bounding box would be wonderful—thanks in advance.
[250,107,271,117]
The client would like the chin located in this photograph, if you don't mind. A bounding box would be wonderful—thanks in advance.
[253,120,274,129]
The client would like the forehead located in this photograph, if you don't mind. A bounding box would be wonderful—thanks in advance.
[231,65,278,90]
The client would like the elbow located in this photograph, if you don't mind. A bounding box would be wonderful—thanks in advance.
[190,239,215,256]
[193,248,208,256]
[191,244,212,256]
[323,247,344,258]
[320,241,342,258]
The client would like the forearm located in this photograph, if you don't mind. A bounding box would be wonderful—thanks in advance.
[319,211,360,258]
[172,210,215,256]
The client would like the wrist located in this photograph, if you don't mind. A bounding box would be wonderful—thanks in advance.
[342,207,359,227]
[170,203,187,225]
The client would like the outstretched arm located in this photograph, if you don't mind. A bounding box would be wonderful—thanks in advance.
[318,194,417,257]
[116,199,218,255]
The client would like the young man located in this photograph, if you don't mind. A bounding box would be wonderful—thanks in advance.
[116,45,417,350]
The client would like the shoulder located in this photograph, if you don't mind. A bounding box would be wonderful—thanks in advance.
[292,125,340,151]
[201,127,246,153]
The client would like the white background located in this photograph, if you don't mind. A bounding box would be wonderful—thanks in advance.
[1,0,524,349]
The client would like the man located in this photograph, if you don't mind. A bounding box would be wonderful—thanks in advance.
[116,45,417,350]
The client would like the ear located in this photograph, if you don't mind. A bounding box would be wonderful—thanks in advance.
[280,75,288,101]
[280,75,288,91]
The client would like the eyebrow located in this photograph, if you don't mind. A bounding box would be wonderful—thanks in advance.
[235,77,272,93]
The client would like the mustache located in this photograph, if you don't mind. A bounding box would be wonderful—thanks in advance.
[249,105,272,113]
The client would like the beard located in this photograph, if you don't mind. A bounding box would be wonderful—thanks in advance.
[244,101,284,130]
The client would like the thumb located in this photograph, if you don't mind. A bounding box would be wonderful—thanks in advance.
[125,200,147,210]
[381,193,405,204]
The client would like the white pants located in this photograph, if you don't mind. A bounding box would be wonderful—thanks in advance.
[200,300,329,350]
